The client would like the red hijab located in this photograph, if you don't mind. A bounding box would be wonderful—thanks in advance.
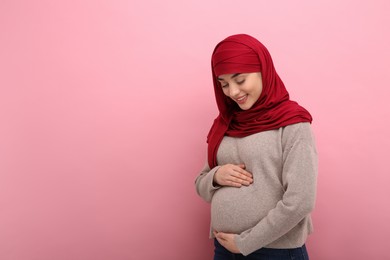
[207,34,312,168]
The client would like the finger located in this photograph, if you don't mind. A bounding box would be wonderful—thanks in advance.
[215,232,226,241]
[229,173,252,185]
[240,170,253,179]
[228,177,248,186]
[226,180,242,187]
[238,164,246,169]
[233,172,253,182]
[233,166,253,178]
[217,232,230,241]
[226,172,252,186]
[216,232,224,239]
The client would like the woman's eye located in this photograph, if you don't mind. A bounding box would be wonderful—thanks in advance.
[237,80,245,85]
[221,83,228,88]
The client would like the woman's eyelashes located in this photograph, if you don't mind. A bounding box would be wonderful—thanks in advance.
[220,79,245,88]
[236,79,245,85]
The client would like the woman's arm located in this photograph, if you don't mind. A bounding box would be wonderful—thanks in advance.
[234,123,318,255]
[195,162,221,203]
[195,161,254,202]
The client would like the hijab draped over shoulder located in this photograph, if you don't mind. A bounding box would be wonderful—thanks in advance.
[207,34,312,168]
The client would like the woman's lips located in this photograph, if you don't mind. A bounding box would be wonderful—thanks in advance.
[235,95,248,104]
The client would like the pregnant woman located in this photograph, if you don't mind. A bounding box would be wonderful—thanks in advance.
[195,34,318,260]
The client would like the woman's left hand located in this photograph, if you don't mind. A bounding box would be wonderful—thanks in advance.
[213,231,240,254]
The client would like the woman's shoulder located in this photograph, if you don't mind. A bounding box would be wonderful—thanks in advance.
[283,122,312,131]
[281,122,315,143]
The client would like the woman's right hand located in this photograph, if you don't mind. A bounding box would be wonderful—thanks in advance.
[213,164,253,187]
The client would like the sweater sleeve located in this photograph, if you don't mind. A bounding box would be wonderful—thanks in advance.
[235,123,318,256]
[195,161,221,203]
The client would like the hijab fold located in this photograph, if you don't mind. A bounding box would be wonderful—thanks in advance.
[207,34,312,168]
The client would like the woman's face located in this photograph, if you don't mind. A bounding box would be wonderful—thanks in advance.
[217,72,263,110]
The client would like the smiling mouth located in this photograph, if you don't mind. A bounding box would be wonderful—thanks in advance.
[235,95,248,104]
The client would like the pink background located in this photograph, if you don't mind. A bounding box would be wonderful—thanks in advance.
[1,1,389,259]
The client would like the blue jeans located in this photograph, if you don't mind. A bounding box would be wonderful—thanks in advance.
[214,239,309,260]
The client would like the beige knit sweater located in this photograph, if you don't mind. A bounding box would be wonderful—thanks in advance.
[195,122,318,256]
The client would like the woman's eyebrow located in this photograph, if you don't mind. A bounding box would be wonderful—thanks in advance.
[217,73,242,81]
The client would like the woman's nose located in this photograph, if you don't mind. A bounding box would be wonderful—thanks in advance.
[228,83,240,97]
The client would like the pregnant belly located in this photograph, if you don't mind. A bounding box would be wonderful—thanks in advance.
[211,185,281,234]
